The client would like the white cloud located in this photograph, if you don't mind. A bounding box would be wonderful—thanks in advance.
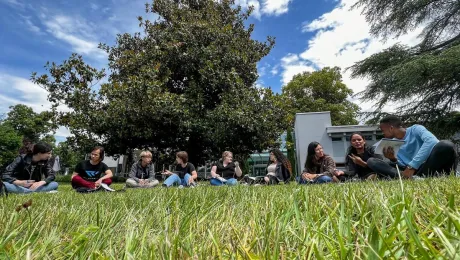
[279,53,315,85]
[0,74,72,137]
[235,0,262,19]
[261,0,292,16]
[278,0,423,112]
[271,64,279,76]
[90,3,99,11]
[0,74,50,113]
[234,0,292,19]
[2,0,24,8]
[42,15,106,59]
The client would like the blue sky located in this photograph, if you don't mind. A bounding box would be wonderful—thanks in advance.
[0,0,422,141]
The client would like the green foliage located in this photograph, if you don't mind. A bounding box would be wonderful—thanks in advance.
[281,67,360,126]
[351,0,460,130]
[2,178,460,258]
[53,141,86,170]
[32,0,283,164]
[0,123,21,169]
[3,104,56,143]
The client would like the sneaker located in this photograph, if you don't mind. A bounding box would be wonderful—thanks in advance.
[48,190,58,194]
[189,182,197,188]
[178,185,184,189]
[100,183,115,192]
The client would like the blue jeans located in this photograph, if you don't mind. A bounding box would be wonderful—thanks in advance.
[210,178,238,186]
[296,175,332,184]
[4,181,59,193]
[163,173,191,187]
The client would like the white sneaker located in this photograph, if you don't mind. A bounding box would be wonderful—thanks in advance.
[48,190,58,194]
[178,185,184,189]
[100,183,115,192]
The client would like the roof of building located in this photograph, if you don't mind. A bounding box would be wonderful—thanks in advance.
[326,125,379,134]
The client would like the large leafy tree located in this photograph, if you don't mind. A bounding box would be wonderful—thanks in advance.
[281,67,360,126]
[0,122,22,169]
[32,0,284,164]
[350,0,460,133]
[3,104,56,143]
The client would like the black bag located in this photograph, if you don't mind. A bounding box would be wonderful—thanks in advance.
[0,176,7,197]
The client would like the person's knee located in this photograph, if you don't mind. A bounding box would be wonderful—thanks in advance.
[103,178,112,185]
[48,181,59,190]
[126,178,138,187]
[227,178,238,186]
[317,176,332,183]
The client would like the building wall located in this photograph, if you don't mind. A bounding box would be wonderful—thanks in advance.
[294,112,333,176]
[294,112,382,175]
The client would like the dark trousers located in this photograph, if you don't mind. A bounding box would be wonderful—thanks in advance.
[367,140,458,178]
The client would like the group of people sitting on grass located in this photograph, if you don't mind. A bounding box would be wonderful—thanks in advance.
[1,115,458,193]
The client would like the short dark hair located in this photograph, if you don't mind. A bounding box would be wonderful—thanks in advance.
[92,146,105,161]
[380,115,402,128]
[176,151,188,163]
[33,142,52,155]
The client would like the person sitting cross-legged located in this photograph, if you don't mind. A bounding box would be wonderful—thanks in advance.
[126,150,159,188]
[71,146,113,191]
[263,149,291,185]
[162,151,198,188]
[210,151,243,186]
[2,142,58,193]
[367,115,458,179]
[297,142,344,184]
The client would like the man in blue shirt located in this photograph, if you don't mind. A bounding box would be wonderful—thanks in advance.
[367,115,458,178]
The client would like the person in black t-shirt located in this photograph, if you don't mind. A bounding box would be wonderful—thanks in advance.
[210,151,242,186]
[71,146,113,190]
[163,151,198,188]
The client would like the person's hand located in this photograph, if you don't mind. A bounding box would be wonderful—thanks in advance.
[22,180,35,188]
[402,168,416,179]
[95,179,103,187]
[301,173,316,181]
[29,181,46,191]
[348,154,366,167]
[139,179,145,186]
[164,170,172,176]
[334,170,344,176]
[188,177,195,185]
[383,146,396,161]
[234,161,239,167]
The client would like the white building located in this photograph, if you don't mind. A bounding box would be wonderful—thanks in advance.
[294,112,382,175]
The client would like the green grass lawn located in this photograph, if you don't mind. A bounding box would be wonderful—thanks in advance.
[1,177,460,259]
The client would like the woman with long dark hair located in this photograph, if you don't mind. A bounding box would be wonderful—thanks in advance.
[263,149,292,185]
[345,132,382,180]
[298,142,343,184]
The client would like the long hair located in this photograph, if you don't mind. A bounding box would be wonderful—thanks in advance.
[305,142,321,171]
[269,149,292,175]
[345,132,369,164]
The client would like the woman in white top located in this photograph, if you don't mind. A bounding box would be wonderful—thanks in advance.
[264,149,292,185]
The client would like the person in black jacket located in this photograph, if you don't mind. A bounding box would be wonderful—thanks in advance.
[2,142,58,193]
[126,150,159,188]
[345,132,382,180]
[264,149,292,185]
